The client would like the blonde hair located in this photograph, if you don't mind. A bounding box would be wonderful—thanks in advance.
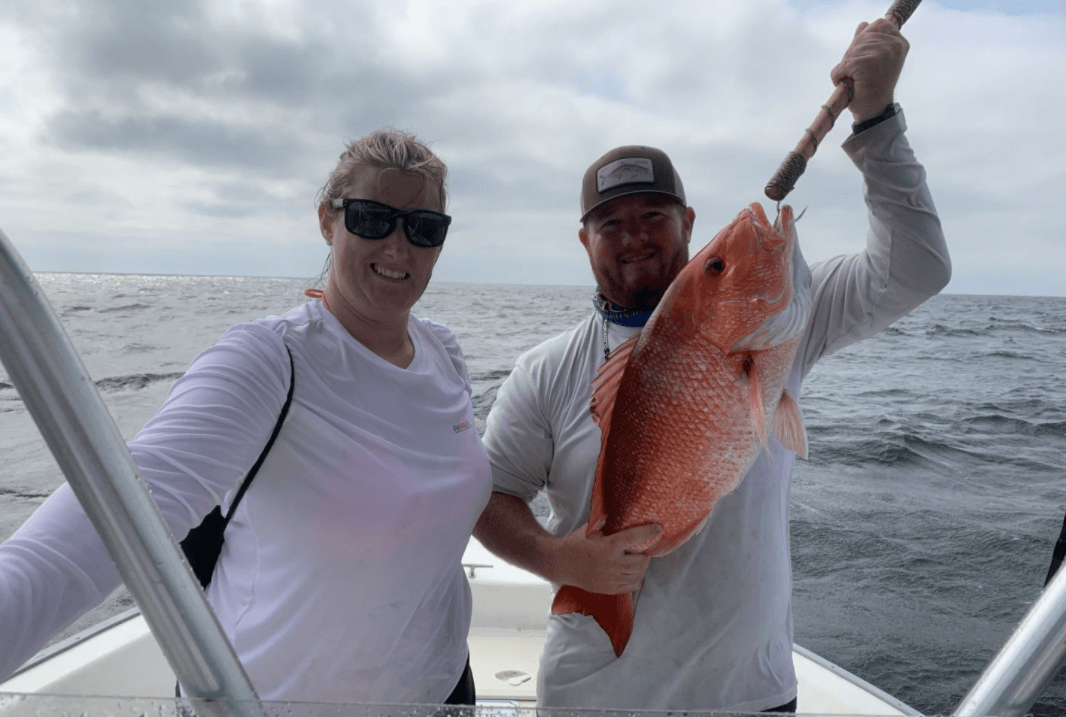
[316,129,448,212]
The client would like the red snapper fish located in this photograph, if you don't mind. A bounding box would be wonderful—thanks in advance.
[551,202,813,656]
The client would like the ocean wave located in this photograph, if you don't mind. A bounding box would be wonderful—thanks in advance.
[803,419,1018,471]
[983,350,1041,361]
[468,370,510,418]
[809,432,948,468]
[94,372,185,392]
[0,373,184,397]
[98,303,153,314]
[924,323,987,339]
[811,422,1066,473]
[123,342,161,354]
[962,414,1066,438]
[469,368,512,384]
[853,387,916,399]
[989,317,1066,334]
[0,486,51,499]
[471,384,500,423]
[972,399,1060,416]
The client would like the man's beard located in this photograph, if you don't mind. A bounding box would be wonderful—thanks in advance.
[619,284,670,312]
[598,252,689,311]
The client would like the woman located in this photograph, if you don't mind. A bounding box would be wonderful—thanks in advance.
[0,130,491,705]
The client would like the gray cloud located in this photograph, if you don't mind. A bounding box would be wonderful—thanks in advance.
[1,0,1062,296]
[26,0,426,173]
[70,1,221,88]
[48,110,307,172]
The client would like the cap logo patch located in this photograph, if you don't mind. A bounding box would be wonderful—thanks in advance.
[597,158,654,193]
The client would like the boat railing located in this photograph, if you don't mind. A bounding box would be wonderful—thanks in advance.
[950,556,1066,716]
[0,227,263,717]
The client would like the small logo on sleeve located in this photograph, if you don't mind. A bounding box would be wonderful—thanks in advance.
[452,421,472,433]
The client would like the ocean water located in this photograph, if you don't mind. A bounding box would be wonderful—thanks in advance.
[1,273,1064,716]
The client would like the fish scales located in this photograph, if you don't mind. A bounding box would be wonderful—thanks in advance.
[553,202,812,656]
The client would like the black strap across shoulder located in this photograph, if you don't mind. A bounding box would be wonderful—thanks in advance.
[180,347,296,589]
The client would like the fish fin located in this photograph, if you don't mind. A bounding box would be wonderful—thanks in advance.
[552,585,635,657]
[588,333,639,533]
[772,389,808,459]
[745,356,770,452]
[589,333,639,428]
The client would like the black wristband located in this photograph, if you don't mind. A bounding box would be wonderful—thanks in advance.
[852,102,901,135]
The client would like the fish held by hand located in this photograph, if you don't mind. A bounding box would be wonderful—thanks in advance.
[551,202,813,656]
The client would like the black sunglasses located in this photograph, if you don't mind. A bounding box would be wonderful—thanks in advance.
[331,198,451,248]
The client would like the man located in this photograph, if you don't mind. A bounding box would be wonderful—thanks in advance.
[473,18,950,713]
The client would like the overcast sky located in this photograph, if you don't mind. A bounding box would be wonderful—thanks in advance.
[1,0,1062,296]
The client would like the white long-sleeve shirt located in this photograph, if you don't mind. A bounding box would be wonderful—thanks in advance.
[482,111,951,712]
[0,301,493,703]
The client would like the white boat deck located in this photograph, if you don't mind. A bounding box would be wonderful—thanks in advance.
[0,539,918,715]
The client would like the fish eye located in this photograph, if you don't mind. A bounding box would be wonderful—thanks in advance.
[705,257,725,274]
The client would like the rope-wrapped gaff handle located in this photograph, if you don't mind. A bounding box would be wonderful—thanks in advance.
[886,0,923,27]
[764,0,923,202]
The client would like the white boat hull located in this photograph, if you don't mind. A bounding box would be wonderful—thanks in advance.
[0,540,918,715]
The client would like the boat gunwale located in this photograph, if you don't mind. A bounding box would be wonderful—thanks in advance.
[6,607,144,680]
[5,608,922,716]
[792,643,920,716]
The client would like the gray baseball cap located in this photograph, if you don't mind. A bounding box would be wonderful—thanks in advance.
[580,145,686,221]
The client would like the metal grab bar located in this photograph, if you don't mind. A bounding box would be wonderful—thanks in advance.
[0,227,262,717]
[952,559,1066,716]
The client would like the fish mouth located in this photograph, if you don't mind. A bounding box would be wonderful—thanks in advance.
[372,264,410,280]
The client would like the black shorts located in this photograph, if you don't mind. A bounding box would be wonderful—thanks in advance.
[443,654,475,706]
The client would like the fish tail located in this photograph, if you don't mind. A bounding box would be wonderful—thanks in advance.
[551,586,635,657]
